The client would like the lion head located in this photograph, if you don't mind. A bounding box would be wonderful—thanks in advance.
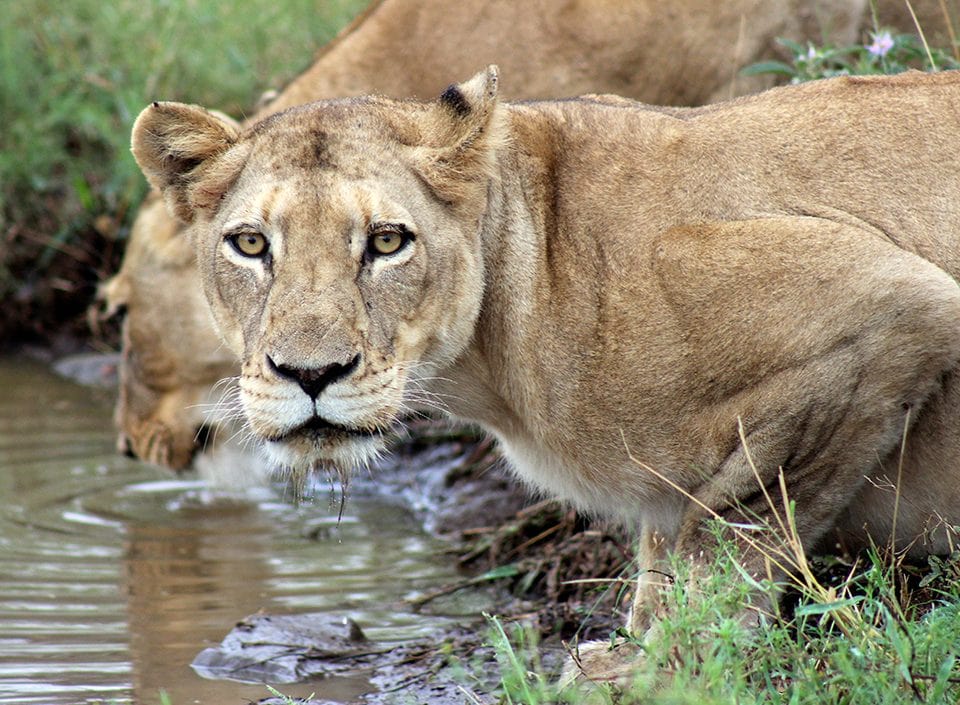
[130,69,503,475]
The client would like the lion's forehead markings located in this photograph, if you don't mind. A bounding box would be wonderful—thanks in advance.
[265,180,364,262]
[288,127,335,171]
[248,108,388,179]
[248,124,331,174]
[256,185,282,229]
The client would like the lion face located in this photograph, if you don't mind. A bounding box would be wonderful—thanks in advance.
[202,166,486,471]
[131,70,501,473]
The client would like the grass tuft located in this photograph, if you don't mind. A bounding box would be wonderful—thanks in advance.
[489,531,960,704]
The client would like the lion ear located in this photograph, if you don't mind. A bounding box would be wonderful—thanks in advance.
[417,65,505,203]
[437,65,500,134]
[131,102,246,223]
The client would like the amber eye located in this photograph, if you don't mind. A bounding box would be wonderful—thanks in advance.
[368,230,409,256]
[227,231,269,258]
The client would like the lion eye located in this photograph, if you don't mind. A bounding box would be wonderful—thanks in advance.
[368,230,407,256]
[227,231,269,258]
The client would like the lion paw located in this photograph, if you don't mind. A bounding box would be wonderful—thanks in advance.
[560,638,645,690]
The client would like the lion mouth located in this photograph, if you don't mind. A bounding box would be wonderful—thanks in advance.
[267,415,380,443]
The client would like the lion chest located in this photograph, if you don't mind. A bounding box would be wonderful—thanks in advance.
[494,431,677,524]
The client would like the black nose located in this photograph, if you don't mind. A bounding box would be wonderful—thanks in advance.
[195,424,215,451]
[267,353,361,399]
[118,433,137,459]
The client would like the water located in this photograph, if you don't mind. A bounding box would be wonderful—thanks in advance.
[0,357,465,704]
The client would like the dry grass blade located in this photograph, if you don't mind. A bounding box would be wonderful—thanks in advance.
[937,0,960,61]
[905,0,938,68]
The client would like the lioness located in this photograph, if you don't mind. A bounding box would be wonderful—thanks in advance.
[100,194,237,468]
[131,68,960,679]
[105,0,872,469]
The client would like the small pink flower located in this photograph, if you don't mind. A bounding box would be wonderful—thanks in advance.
[867,31,894,58]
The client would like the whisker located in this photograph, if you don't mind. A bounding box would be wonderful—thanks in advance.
[398,397,451,418]
[402,386,463,411]
[403,384,460,400]
[209,375,240,392]
[403,382,462,404]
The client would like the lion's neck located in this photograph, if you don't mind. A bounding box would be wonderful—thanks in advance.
[439,110,590,441]
[426,104,694,517]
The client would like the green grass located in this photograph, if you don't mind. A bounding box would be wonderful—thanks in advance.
[0,0,364,342]
[489,530,960,705]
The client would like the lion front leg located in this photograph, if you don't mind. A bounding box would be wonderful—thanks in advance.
[560,523,674,688]
[628,525,675,635]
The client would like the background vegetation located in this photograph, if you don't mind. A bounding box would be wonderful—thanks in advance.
[0,0,364,346]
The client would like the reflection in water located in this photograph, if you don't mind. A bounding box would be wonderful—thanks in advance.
[0,357,463,704]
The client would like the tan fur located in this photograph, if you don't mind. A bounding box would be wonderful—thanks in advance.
[103,0,881,469]
[132,68,960,679]
[105,195,239,468]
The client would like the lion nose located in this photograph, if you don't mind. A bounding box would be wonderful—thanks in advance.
[266,353,361,399]
[117,432,137,459]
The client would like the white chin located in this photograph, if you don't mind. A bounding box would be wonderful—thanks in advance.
[260,432,385,474]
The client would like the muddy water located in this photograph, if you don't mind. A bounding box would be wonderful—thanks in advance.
[0,357,469,704]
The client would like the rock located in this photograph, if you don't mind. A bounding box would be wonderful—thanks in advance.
[196,612,501,704]
[192,613,377,684]
[52,352,119,387]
